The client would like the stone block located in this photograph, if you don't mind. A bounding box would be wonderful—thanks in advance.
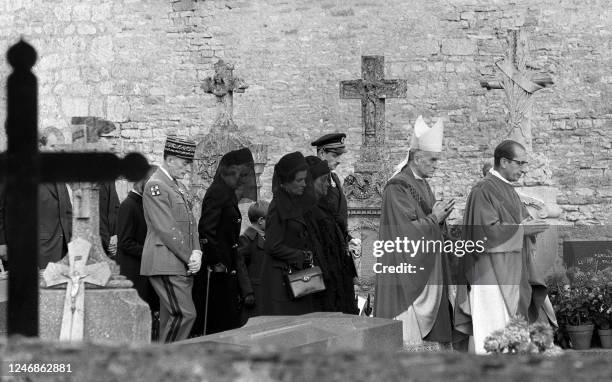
[91,3,112,22]
[77,24,97,35]
[173,0,196,12]
[73,3,91,21]
[441,39,477,56]
[90,36,114,63]
[412,39,440,56]
[40,288,150,342]
[106,96,130,122]
[177,312,402,352]
[61,97,89,116]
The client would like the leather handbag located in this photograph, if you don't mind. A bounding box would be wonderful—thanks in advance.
[284,265,326,299]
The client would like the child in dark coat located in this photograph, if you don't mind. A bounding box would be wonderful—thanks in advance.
[237,201,269,324]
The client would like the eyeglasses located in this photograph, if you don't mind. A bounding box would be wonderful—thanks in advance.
[504,157,529,166]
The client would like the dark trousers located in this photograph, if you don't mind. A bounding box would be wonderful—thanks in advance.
[149,275,196,343]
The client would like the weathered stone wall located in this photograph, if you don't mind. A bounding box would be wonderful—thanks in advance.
[1,0,610,227]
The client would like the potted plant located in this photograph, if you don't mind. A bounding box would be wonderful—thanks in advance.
[549,268,596,350]
[591,269,612,348]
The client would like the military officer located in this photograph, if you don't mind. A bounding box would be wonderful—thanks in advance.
[311,133,351,240]
[141,136,201,343]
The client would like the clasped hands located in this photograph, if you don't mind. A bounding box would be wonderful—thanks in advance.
[432,199,455,222]
[187,250,202,275]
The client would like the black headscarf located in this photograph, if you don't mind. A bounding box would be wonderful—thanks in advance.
[214,147,257,203]
[271,152,316,219]
[304,156,330,180]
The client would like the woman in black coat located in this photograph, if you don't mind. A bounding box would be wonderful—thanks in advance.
[305,156,358,314]
[260,152,321,315]
[192,148,257,336]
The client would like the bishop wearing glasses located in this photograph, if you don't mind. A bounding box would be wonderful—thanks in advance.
[454,140,557,354]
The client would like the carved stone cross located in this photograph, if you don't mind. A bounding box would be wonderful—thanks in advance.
[479,29,554,150]
[43,238,111,341]
[1,40,149,336]
[201,59,248,131]
[340,56,407,162]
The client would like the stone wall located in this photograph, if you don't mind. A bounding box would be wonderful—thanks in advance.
[1,0,610,227]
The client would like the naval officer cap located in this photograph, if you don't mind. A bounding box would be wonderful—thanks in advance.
[164,135,196,161]
[310,133,347,154]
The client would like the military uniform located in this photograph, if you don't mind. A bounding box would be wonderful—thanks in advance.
[141,137,199,343]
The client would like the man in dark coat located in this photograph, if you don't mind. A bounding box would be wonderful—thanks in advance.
[99,181,120,258]
[117,166,159,311]
[311,133,350,239]
[0,136,73,269]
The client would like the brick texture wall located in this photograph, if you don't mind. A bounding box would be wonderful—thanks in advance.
[1,0,610,227]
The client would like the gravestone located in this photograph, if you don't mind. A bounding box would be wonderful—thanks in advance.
[176,312,402,352]
[191,59,267,226]
[0,39,149,336]
[480,28,562,278]
[39,118,151,342]
[340,56,406,286]
[563,241,612,273]
[43,238,111,341]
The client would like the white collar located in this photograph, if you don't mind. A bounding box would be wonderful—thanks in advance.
[489,168,512,185]
[410,167,424,181]
[131,189,142,197]
[250,224,265,236]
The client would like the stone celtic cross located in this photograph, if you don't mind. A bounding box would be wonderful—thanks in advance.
[479,29,554,150]
[201,59,248,131]
[340,55,407,163]
[43,238,111,341]
[1,40,149,336]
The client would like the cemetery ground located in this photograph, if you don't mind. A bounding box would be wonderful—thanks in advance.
[1,335,612,381]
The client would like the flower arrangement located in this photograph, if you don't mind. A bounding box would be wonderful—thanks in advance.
[589,268,612,330]
[547,268,601,326]
[483,316,560,354]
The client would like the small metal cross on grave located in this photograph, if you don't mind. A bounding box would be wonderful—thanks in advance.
[1,39,149,337]
[201,59,248,131]
[479,29,554,150]
[340,55,407,162]
[43,238,111,341]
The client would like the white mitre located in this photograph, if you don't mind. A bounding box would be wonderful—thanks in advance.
[390,115,444,178]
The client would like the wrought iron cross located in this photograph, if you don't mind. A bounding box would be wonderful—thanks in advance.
[1,40,149,336]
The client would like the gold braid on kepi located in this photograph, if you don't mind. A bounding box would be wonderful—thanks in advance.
[164,136,196,160]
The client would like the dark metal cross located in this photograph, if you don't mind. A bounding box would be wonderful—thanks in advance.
[1,40,149,336]
[340,56,407,161]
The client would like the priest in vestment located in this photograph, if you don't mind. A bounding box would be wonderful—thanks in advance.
[374,116,456,350]
[455,140,557,354]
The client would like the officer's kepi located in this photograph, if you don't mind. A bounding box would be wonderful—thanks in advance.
[311,133,347,154]
[164,136,196,160]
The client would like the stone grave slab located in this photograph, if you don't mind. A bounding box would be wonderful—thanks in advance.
[39,287,150,342]
[176,312,402,352]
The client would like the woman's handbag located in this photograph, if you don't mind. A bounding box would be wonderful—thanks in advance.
[284,264,326,299]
